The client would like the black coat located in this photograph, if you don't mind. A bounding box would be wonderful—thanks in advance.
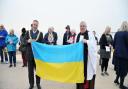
[99,34,113,49]
[19,33,27,52]
[113,31,128,60]
[43,32,58,45]
[63,32,71,45]
[99,34,113,59]
[25,30,43,61]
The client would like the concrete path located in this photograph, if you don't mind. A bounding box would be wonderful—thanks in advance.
[0,53,128,89]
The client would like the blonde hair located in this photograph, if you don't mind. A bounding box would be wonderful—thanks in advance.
[104,26,111,34]
[120,21,128,32]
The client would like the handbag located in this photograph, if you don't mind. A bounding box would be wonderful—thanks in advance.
[19,45,26,52]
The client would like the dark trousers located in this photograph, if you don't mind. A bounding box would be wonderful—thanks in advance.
[0,46,8,62]
[101,58,109,72]
[76,75,96,89]
[21,52,27,66]
[99,57,102,65]
[8,51,16,65]
[77,83,84,89]
[28,59,40,86]
[118,59,128,87]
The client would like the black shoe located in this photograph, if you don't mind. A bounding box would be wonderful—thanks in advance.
[1,60,3,63]
[114,79,120,85]
[22,64,27,67]
[9,65,13,67]
[37,84,41,89]
[104,72,109,76]
[14,64,16,67]
[29,86,34,89]
[119,85,128,89]
[101,72,104,76]
[24,65,27,67]
[22,65,25,67]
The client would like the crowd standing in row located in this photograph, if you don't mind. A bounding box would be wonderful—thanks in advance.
[0,20,128,89]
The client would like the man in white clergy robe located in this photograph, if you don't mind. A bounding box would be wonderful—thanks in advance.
[76,21,97,89]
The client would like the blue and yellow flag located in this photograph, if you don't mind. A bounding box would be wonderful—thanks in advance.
[32,42,84,83]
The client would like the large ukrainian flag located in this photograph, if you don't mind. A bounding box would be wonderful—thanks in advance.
[32,42,84,83]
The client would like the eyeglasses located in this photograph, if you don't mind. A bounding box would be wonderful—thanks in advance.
[80,25,87,27]
[33,24,38,26]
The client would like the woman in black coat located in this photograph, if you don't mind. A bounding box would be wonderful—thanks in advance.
[113,21,128,89]
[63,25,71,45]
[99,26,113,76]
[43,27,58,45]
[19,28,27,67]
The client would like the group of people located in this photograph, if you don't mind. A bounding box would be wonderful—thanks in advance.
[0,20,128,89]
[24,20,97,89]
[0,24,18,67]
[98,21,128,89]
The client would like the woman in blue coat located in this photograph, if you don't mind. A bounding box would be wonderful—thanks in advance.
[5,29,18,67]
[0,24,8,63]
[113,21,128,89]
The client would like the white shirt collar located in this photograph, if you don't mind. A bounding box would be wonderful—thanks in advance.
[32,29,37,33]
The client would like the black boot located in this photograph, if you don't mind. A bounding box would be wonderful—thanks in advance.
[119,77,127,89]
[114,79,119,85]
[29,85,34,89]
[9,64,13,67]
[114,75,120,85]
[37,84,41,89]
[119,85,128,89]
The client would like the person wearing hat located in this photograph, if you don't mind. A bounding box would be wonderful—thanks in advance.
[0,24,8,63]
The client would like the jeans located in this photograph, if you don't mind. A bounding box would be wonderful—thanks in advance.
[0,46,8,62]
[8,51,16,65]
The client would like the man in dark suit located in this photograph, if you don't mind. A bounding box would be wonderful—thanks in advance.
[25,20,43,89]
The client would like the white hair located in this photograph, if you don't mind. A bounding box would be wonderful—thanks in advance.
[120,21,128,32]
[80,21,87,26]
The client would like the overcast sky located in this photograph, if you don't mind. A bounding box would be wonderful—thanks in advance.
[0,0,128,44]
